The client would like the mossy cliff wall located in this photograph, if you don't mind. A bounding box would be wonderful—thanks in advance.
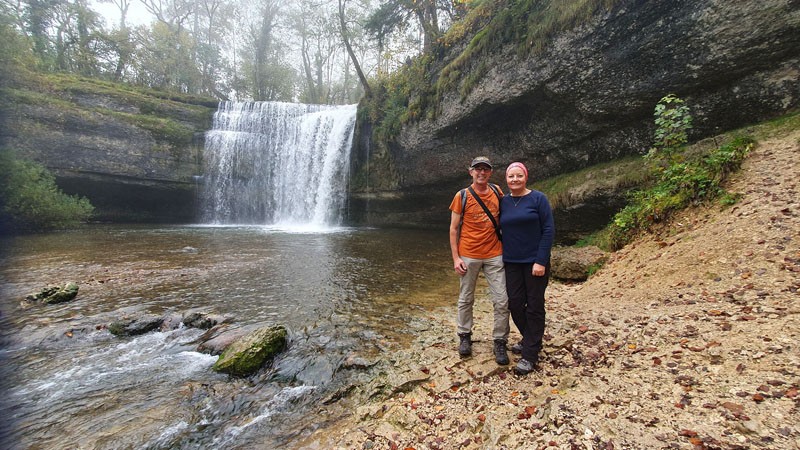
[349,0,800,229]
[0,76,217,223]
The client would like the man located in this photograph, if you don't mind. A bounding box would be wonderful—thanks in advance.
[448,156,510,365]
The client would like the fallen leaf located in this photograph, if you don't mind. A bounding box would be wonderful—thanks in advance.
[721,402,744,413]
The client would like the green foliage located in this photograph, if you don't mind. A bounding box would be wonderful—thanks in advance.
[591,96,771,250]
[586,261,604,277]
[0,12,37,87]
[604,130,753,250]
[646,94,693,167]
[0,149,94,233]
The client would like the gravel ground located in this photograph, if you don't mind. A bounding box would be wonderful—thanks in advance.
[298,129,800,450]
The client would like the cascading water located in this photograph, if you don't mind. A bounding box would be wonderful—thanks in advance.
[201,101,357,229]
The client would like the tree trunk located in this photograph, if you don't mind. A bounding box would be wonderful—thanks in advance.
[338,0,371,98]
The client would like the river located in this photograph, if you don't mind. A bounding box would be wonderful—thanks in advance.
[0,224,455,449]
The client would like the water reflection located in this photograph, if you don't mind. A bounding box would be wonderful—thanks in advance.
[0,225,454,448]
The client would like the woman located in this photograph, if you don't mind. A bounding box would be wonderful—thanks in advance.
[499,162,555,375]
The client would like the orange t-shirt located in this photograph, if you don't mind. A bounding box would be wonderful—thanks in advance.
[449,187,503,259]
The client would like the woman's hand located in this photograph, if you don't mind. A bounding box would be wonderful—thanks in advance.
[532,263,546,277]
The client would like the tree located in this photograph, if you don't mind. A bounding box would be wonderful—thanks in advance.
[338,0,370,97]
[365,0,440,54]
[0,149,94,232]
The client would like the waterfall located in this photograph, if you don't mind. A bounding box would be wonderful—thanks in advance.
[201,101,357,229]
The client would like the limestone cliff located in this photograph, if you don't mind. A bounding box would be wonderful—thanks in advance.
[349,0,800,232]
[0,76,216,222]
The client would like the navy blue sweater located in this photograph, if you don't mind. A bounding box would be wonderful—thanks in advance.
[499,190,555,265]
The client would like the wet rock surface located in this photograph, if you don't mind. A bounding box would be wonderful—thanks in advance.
[301,131,800,448]
[25,282,80,304]
[212,325,287,376]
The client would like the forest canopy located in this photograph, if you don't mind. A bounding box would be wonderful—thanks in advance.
[0,0,473,103]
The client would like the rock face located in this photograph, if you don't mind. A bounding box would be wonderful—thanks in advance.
[212,325,288,376]
[0,80,216,222]
[349,0,800,232]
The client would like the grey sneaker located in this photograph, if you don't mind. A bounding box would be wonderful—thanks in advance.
[515,358,536,375]
[493,339,509,365]
[458,333,472,357]
[511,341,523,355]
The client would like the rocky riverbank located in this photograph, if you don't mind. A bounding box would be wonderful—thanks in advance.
[298,129,800,449]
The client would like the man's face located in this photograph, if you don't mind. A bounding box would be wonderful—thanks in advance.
[470,164,492,185]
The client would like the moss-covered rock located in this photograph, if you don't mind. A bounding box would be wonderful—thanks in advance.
[25,282,79,304]
[212,325,287,377]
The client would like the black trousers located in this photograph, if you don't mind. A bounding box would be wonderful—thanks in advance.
[505,262,549,362]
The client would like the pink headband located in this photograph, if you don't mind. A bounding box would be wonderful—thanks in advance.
[506,162,528,177]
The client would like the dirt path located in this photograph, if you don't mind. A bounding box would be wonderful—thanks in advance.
[300,129,800,449]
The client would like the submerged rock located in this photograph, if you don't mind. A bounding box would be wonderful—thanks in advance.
[25,282,80,304]
[212,325,287,376]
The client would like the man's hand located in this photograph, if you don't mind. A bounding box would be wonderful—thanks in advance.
[532,263,546,277]
[454,258,467,276]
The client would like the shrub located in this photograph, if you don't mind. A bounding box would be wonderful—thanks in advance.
[593,95,757,250]
[604,118,753,251]
[0,149,94,232]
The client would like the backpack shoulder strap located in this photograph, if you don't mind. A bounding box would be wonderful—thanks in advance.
[457,188,468,244]
[488,183,502,201]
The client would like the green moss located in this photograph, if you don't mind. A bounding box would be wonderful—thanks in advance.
[213,326,287,377]
[532,156,649,209]
[3,72,212,150]
[108,111,195,148]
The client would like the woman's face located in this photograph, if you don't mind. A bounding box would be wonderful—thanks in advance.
[506,167,527,191]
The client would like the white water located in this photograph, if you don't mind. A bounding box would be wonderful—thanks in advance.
[201,102,358,228]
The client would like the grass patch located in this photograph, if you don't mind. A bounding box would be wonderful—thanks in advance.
[3,72,211,149]
[532,156,649,209]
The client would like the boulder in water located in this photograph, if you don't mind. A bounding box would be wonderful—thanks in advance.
[108,314,164,336]
[25,282,79,304]
[212,325,287,376]
[183,311,231,329]
[195,324,254,356]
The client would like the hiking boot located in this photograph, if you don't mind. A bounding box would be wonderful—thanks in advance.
[493,339,509,365]
[458,333,472,357]
[511,341,523,355]
[515,358,536,375]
